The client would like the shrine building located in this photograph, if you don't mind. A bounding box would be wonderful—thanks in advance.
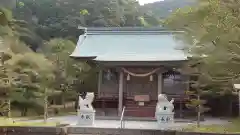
[70,27,190,118]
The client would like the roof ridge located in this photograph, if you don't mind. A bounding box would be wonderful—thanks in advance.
[87,31,183,35]
[78,26,183,33]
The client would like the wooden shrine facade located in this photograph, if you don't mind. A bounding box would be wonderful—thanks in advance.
[95,61,189,117]
[70,27,190,118]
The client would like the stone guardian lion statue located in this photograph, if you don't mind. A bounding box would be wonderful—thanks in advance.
[78,92,95,112]
[156,94,174,113]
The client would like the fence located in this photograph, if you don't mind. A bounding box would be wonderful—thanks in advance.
[0,127,239,135]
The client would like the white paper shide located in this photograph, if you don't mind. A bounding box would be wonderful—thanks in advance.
[77,92,95,125]
[155,94,174,124]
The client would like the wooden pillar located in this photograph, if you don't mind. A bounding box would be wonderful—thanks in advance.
[180,98,183,118]
[118,71,124,116]
[157,73,163,95]
[238,91,240,117]
[98,70,102,98]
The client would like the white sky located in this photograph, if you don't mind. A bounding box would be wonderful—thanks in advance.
[137,0,164,5]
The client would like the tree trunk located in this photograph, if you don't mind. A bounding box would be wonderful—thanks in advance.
[21,108,27,116]
[7,99,11,118]
[62,94,66,109]
[229,97,232,117]
[21,109,24,116]
[197,94,201,127]
[44,88,48,123]
[238,91,240,117]
[24,108,28,116]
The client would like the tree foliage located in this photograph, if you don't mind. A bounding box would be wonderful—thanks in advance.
[184,60,211,127]
[13,0,160,42]
[39,38,91,107]
[0,0,164,117]
[0,8,57,117]
[165,0,240,91]
[0,35,57,116]
[0,49,13,117]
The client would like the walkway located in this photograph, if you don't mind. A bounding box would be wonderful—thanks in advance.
[20,115,230,130]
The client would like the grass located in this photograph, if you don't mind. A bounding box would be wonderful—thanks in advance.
[0,107,76,126]
[0,118,58,127]
[183,118,240,134]
[14,111,77,120]
[11,107,76,120]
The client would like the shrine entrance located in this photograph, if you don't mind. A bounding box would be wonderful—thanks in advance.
[125,75,158,100]
[120,67,163,117]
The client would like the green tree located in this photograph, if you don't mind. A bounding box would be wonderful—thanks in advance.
[183,59,211,127]
[165,0,240,79]
[13,0,160,41]
[1,7,59,118]
[165,0,240,117]
[0,8,14,36]
[165,1,240,89]
[10,53,55,116]
[0,0,16,9]
[0,7,41,51]
[39,38,91,109]
[0,49,14,117]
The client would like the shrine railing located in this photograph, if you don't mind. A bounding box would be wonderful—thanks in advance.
[96,92,127,99]
[96,92,188,102]
[166,94,189,101]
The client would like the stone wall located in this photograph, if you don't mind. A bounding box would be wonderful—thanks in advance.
[0,127,64,135]
[0,127,239,135]
[67,127,239,135]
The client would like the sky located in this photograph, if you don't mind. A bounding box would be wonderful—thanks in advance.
[137,0,164,5]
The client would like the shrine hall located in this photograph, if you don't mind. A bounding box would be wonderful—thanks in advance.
[70,27,190,118]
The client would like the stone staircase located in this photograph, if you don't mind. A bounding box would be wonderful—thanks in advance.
[124,100,157,117]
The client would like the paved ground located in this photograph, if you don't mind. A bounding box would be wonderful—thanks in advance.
[69,120,193,130]
[19,115,230,130]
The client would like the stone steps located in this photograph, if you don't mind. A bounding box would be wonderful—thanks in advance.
[125,108,156,117]
[123,99,157,117]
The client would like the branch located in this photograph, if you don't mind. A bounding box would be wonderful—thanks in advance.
[212,40,216,46]
[229,40,240,49]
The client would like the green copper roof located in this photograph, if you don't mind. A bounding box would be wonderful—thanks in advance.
[70,27,187,61]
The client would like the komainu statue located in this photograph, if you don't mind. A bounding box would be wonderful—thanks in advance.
[77,92,95,126]
[156,94,174,113]
[78,92,95,112]
[155,94,175,124]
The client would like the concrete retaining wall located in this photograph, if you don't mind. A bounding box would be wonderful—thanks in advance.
[0,127,64,135]
[67,127,240,135]
[0,127,239,135]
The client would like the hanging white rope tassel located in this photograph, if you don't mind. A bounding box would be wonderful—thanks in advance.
[127,74,130,81]
[150,75,153,81]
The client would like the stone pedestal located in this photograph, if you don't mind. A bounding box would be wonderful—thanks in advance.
[155,112,174,124]
[77,110,95,126]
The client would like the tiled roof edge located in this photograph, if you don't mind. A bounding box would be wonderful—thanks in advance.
[78,26,183,35]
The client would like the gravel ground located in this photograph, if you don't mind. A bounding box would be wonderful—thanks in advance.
[18,115,230,130]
